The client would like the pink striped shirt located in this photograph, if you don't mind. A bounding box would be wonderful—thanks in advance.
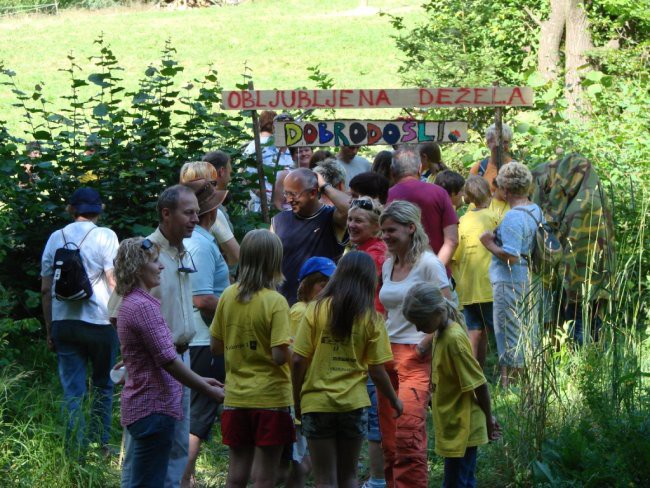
[117,288,181,426]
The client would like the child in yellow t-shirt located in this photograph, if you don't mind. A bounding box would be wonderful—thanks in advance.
[292,251,403,487]
[290,257,337,340]
[282,256,336,488]
[403,282,501,487]
[210,229,293,487]
[452,176,500,368]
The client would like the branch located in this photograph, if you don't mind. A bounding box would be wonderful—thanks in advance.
[523,6,542,27]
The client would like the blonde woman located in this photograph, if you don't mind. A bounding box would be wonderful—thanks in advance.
[377,200,451,488]
[209,230,294,488]
[114,237,224,488]
[179,160,239,266]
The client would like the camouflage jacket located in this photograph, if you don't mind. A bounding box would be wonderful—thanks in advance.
[532,153,616,303]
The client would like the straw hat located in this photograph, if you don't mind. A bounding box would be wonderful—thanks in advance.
[183,178,228,216]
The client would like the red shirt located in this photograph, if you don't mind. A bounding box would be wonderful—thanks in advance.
[387,177,459,275]
[117,288,182,427]
[357,237,387,314]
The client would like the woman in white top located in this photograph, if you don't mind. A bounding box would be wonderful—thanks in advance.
[377,200,450,488]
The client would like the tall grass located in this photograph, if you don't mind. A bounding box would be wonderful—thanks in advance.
[480,188,650,486]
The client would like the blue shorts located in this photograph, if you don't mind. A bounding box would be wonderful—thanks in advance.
[463,302,494,331]
[366,379,381,442]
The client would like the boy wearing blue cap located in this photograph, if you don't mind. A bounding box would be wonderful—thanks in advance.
[282,257,337,487]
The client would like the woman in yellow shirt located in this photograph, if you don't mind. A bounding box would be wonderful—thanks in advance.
[210,229,294,488]
[403,282,501,487]
[292,251,403,488]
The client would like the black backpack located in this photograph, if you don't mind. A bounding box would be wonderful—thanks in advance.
[52,227,96,301]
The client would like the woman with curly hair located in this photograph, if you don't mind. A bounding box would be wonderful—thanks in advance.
[480,162,542,387]
[114,237,224,488]
[376,200,451,488]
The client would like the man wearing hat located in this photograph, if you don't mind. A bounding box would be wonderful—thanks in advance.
[179,180,229,487]
[40,187,119,454]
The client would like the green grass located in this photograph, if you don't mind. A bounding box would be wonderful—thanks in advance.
[0,0,422,135]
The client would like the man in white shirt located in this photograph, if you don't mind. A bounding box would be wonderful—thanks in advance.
[336,145,371,189]
[40,187,119,455]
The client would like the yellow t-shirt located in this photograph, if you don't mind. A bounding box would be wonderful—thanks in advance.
[289,301,308,340]
[452,208,499,306]
[431,322,488,457]
[293,299,393,414]
[489,197,510,224]
[210,284,292,408]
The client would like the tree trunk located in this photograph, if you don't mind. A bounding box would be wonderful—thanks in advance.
[565,0,593,117]
[538,0,566,82]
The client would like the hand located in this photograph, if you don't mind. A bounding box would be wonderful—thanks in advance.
[46,333,55,352]
[392,398,403,418]
[112,361,126,385]
[204,377,224,388]
[479,231,494,247]
[294,404,301,421]
[315,172,326,188]
[487,415,502,441]
[414,343,429,360]
[206,384,225,403]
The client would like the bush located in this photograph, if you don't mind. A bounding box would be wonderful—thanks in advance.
[0,37,262,321]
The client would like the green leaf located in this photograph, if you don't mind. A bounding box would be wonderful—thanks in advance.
[93,103,109,117]
[33,130,51,140]
[88,73,111,88]
[585,70,603,82]
[527,71,548,88]
[533,460,555,483]
[587,84,603,96]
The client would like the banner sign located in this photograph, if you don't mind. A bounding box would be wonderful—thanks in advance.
[222,87,533,110]
[274,120,468,147]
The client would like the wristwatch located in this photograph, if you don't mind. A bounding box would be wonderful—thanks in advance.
[319,183,331,193]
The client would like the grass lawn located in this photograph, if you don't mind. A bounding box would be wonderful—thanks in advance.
[0,0,423,136]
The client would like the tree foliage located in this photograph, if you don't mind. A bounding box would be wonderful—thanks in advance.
[0,38,260,320]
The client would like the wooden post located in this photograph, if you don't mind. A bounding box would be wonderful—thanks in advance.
[493,82,505,171]
[249,80,270,224]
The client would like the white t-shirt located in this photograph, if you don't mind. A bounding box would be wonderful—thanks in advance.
[244,136,294,211]
[210,208,234,244]
[339,155,371,188]
[379,251,450,344]
[41,221,119,325]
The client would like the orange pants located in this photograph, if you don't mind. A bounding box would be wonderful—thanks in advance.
[376,343,431,488]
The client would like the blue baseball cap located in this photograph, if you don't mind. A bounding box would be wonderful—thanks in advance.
[298,257,337,283]
[69,187,103,214]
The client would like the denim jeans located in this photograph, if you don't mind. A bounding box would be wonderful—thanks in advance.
[51,320,118,451]
[121,351,190,488]
[443,446,477,488]
[126,413,176,488]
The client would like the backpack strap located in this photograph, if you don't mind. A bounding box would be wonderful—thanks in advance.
[477,157,489,177]
[78,226,96,248]
[513,206,541,226]
[512,207,541,262]
[60,226,96,250]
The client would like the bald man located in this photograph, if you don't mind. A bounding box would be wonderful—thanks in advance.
[271,168,350,305]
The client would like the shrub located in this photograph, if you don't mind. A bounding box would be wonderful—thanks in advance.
[0,37,261,321]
